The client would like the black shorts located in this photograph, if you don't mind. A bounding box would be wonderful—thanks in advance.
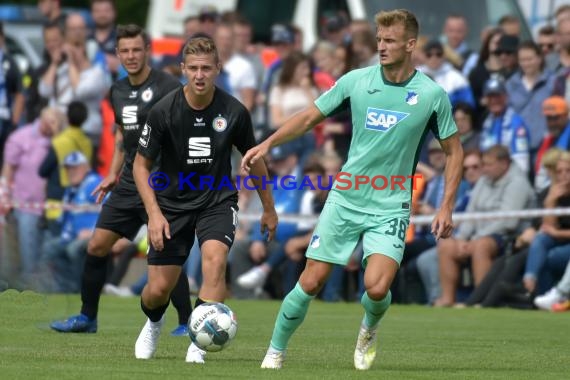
[95,201,148,241]
[147,200,239,266]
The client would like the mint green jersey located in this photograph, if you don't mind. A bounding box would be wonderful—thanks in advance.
[315,66,457,214]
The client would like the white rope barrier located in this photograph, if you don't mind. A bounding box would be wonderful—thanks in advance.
[2,200,570,226]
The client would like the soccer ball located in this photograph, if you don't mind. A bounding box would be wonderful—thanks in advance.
[188,302,238,352]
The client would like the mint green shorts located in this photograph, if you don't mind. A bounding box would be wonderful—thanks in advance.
[305,201,409,266]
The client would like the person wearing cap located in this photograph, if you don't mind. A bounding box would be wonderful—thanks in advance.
[505,41,555,153]
[197,5,219,38]
[418,39,475,108]
[242,9,464,370]
[321,11,350,46]
[39,151,102,293]
[479,76,531,176]
[133,35,277,363]
[534,96,570,192]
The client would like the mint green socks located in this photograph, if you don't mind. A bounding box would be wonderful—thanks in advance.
[269,282,315,351]
[361,290,392,328]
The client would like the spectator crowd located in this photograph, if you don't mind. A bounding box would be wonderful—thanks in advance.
[1,0,570,313]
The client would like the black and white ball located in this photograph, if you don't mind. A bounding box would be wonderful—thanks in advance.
[189,302,238,352]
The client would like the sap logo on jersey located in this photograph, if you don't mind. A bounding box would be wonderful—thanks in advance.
[365,107,409,132]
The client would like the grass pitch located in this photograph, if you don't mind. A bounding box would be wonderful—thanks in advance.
[1,290,568,380]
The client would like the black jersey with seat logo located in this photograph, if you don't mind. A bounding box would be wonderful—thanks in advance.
[138,87,256,212]
[109,69,181,205]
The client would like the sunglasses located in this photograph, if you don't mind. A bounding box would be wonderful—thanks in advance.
[463,164,481,171]
[426,51,443,58]
[492,50,514,56]
[546,114,564,120]
[539,43,554,50]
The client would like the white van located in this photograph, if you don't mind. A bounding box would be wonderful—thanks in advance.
[147,0,532,52]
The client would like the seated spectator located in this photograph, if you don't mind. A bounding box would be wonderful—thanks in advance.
[505,41,554,153]
[460,149,562,309]
[479,76,531,175]
[534,258,570,311]
[454,102,480,151]
[523,152,570,295]
[38,151,102,293]
[230,141,303,298]
[415,149,484,304]
[435,145,535,306]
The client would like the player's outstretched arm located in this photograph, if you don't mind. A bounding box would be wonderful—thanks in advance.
[92,126,125,203]
[133,152,170,251]
[248,158,278,242]
[432,133,464,240]
[241,104,325,172]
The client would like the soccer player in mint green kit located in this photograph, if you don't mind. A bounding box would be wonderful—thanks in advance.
[242,9,464,370]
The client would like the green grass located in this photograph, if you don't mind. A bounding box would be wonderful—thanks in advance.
[1,290,569,380]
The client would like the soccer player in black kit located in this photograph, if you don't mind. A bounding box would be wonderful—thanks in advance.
[132,36,278,363]
[50,24,193,337]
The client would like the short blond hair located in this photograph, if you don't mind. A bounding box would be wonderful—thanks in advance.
[375,9,419,39]
[183,36,219,64]
[542,148,564,171]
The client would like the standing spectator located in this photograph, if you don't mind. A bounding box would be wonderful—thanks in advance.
[214,22,257,112]
[468,28,505,128]
[232,15,265,96]
[89,0,120,78]
[498,15,521,37]
[350,29,378,68]
[537,25,556,56]
[197,5,220,38]
[495,34,520,80]
[37,0,66,28]
[320,12,350,47]
[38,13,109,149]
[268,52,318,163]
[0,22,25,168]
[479,76,531,175]
[506,41,555,152]
[25,21,63,123]
[0,107,63,282]
[442,14,478,76]
[551,19,570,102]
[435,145,535,306]
[259,23,298,132]
[418,40,475,108]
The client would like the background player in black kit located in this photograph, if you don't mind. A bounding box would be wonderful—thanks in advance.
[50,24,193,336]
[132,36,278,363]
